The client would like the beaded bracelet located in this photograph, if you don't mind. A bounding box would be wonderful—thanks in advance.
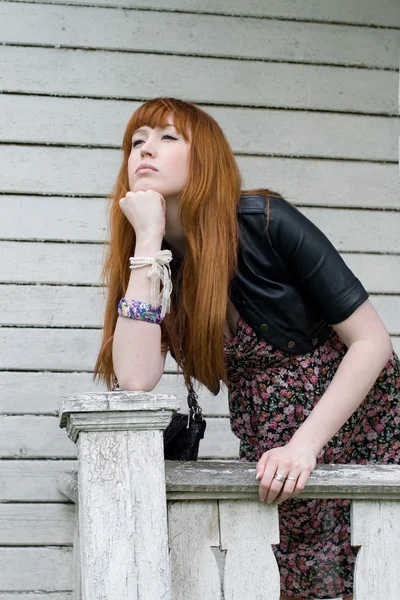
[118,298,163,325]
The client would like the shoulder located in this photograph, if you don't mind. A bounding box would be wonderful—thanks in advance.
[238,191,307,241]
[238,190,300,220]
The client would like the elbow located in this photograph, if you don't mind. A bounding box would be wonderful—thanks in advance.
[369,332,393,367]
[384,335,394,363]
[115,374,157,393]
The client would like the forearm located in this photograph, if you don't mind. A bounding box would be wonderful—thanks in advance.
[290,337,393,456]
[112,233,164,390]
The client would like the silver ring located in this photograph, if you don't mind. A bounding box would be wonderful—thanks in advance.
[287,476,296,481]
[273,473,286,483]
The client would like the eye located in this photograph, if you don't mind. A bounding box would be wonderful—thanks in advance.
[132,134,177,148]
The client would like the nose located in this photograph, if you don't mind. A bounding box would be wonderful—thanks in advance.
[140,138,156,157]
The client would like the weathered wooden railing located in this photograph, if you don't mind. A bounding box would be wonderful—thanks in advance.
[58,392,400,600]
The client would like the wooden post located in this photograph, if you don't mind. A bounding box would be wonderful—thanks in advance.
[59,391,180,600]
[351,500,400,599]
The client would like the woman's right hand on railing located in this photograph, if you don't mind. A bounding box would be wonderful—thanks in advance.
[119,190,166,237]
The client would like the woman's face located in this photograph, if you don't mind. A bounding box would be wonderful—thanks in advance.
[128,115,191,201]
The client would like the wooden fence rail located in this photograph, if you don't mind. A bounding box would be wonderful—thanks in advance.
[59,392,400,600]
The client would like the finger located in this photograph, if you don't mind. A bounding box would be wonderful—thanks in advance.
[265,472,289,504]
[260,464,289,504]
[276,474,299,504]
[255,453,269,480]
[290,469,311,499]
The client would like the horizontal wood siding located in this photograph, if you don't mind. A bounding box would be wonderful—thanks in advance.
[0,1,398,594]
[1,4,399,69]
[6,0,400,27]
[1,46,397,114]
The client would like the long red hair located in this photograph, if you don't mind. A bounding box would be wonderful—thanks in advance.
[94,97,277,395]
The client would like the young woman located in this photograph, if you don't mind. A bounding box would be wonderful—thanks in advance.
[94,97,400,600]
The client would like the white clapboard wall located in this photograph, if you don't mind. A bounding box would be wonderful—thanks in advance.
[0,1,399,597]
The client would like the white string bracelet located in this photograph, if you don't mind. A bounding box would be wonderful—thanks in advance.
[129,249,173,318]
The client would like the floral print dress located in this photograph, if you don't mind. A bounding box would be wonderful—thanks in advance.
[224,315,400,599]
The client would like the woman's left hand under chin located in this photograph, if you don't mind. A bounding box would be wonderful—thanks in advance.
[255,442,317,504]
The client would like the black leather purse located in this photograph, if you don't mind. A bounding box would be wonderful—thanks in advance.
[112,378,206,461]
[163,387,207,461]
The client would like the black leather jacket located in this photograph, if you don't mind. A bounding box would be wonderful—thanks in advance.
[228,193,369,355]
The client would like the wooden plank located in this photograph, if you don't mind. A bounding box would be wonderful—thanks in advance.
[1,4,399,69]
[168,501,221,599]
[0,503,75,545]
[0,327,179,372]
[0,372,105,414]
[0,323,399,374]
[0,195,107,242]
[0,547,72,591]
[1,285,399,334]
[0,414,239,459]
[1,146,398,208]
[369,296,400,335]
[343,255,400,295]
[164,462,400,500]
[0,328,104,371]
[1,96,397,162]
[0,285,106,327]
[0,302,398,413]
[301,208,400,253]
[219,500,280,599]
[351,500,400,599]
[7,0,400,28]
[0,458,79,502]
[1,198,399,251]
[0,415,77,458]
[1,241,398,291]
[0,371,230,415]
[0,595,72,600]
[0,242,104,285]
[0,46,396,114]
[391,337,400,356]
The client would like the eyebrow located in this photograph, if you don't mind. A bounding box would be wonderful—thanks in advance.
[132,124,176,137]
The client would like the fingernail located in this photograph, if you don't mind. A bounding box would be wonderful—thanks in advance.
[255,471,262,480]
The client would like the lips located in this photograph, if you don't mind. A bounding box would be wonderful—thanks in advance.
[135,164,158,173]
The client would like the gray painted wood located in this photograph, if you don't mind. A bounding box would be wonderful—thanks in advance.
[1,46,397,114]
[72,505,81,600]
[0,503,75,544]
[57,460,400,501]
[2,197,399,252]
[2,285,399,334]
[57,472,81,598]
[0,592,75,600]
[351,500,400,598]
[1,146,398,208]
[0,547,72,591]
[60,395,177,600]
[1,242,398,291]
[0,459,80,502]
[0,414,240,459]
[220,500,280,599]
[168,501,221,598]
[0,371,230,416]
[1,4,399,69]
[7,0,400,27]
[0,328,399,374]
[1,96,398,162]
[168,499,281,599]
[164,462,400,500]
[0,372,105,414]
